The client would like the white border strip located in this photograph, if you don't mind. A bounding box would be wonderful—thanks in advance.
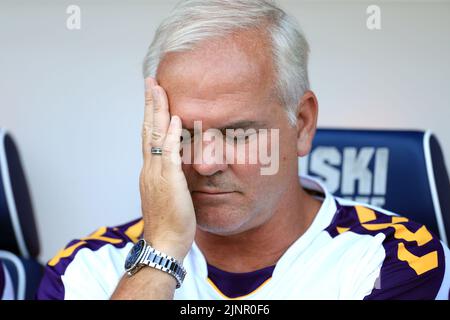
[0,250,26,300]
[0,129,30,258]
[423,130,448,245]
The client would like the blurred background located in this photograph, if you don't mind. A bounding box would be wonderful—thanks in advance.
[1,0,449,264]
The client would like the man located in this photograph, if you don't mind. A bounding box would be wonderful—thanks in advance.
[38,0,450,299]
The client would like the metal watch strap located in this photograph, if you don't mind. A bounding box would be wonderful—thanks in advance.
[139,243,187,289]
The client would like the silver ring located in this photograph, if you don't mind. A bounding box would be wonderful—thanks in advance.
[150,147,163,155]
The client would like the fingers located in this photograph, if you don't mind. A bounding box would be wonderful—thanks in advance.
[162,115,183,180]
[149,83,171,173]
[151,86,171,148]
[142,77,157,159]
[141,77,182,178]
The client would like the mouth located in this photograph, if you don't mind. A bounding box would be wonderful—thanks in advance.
[190,190,240,204]
[191,190,235,195]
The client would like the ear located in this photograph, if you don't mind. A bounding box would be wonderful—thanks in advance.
[296,90,319,157]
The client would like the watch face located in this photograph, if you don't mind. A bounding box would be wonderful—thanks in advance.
[125,239,145,271]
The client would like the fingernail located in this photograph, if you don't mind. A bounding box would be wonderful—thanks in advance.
[145,77,157,91]
[171,115,180,127]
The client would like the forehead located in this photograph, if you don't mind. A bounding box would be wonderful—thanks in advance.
[156,29,278,129]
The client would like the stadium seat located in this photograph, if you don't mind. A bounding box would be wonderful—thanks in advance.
[1,259,15,299]
[0,128,43,299]
[301,129,450,245]
[0,250,43,300]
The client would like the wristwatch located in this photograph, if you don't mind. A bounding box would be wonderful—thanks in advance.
[124,239,187,289]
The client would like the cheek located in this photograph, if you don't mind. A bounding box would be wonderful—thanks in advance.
[232,162,279,193]
[181,164,196,188]
[278,127,299,162]
[229,162,261,180]
[230,163,287,212]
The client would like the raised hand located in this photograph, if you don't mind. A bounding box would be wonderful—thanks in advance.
[139,77,196,261]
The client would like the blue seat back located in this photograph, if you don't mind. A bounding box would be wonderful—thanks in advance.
[300,129,450,244]
[0,128,39,258]
[0,129,43,299]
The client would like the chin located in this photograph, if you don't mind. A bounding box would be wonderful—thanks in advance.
[194,207,252,236]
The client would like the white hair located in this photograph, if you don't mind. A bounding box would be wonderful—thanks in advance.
[143,0,310,126]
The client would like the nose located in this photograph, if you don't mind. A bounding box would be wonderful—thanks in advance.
[191,139,228,176]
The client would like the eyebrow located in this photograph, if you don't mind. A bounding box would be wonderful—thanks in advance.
[217,121,268,131]
[183,120,268,132]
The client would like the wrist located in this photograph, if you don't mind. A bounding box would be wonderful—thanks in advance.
[143,233,190,261]
[125,239,187,289]
[147,240,188,262]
